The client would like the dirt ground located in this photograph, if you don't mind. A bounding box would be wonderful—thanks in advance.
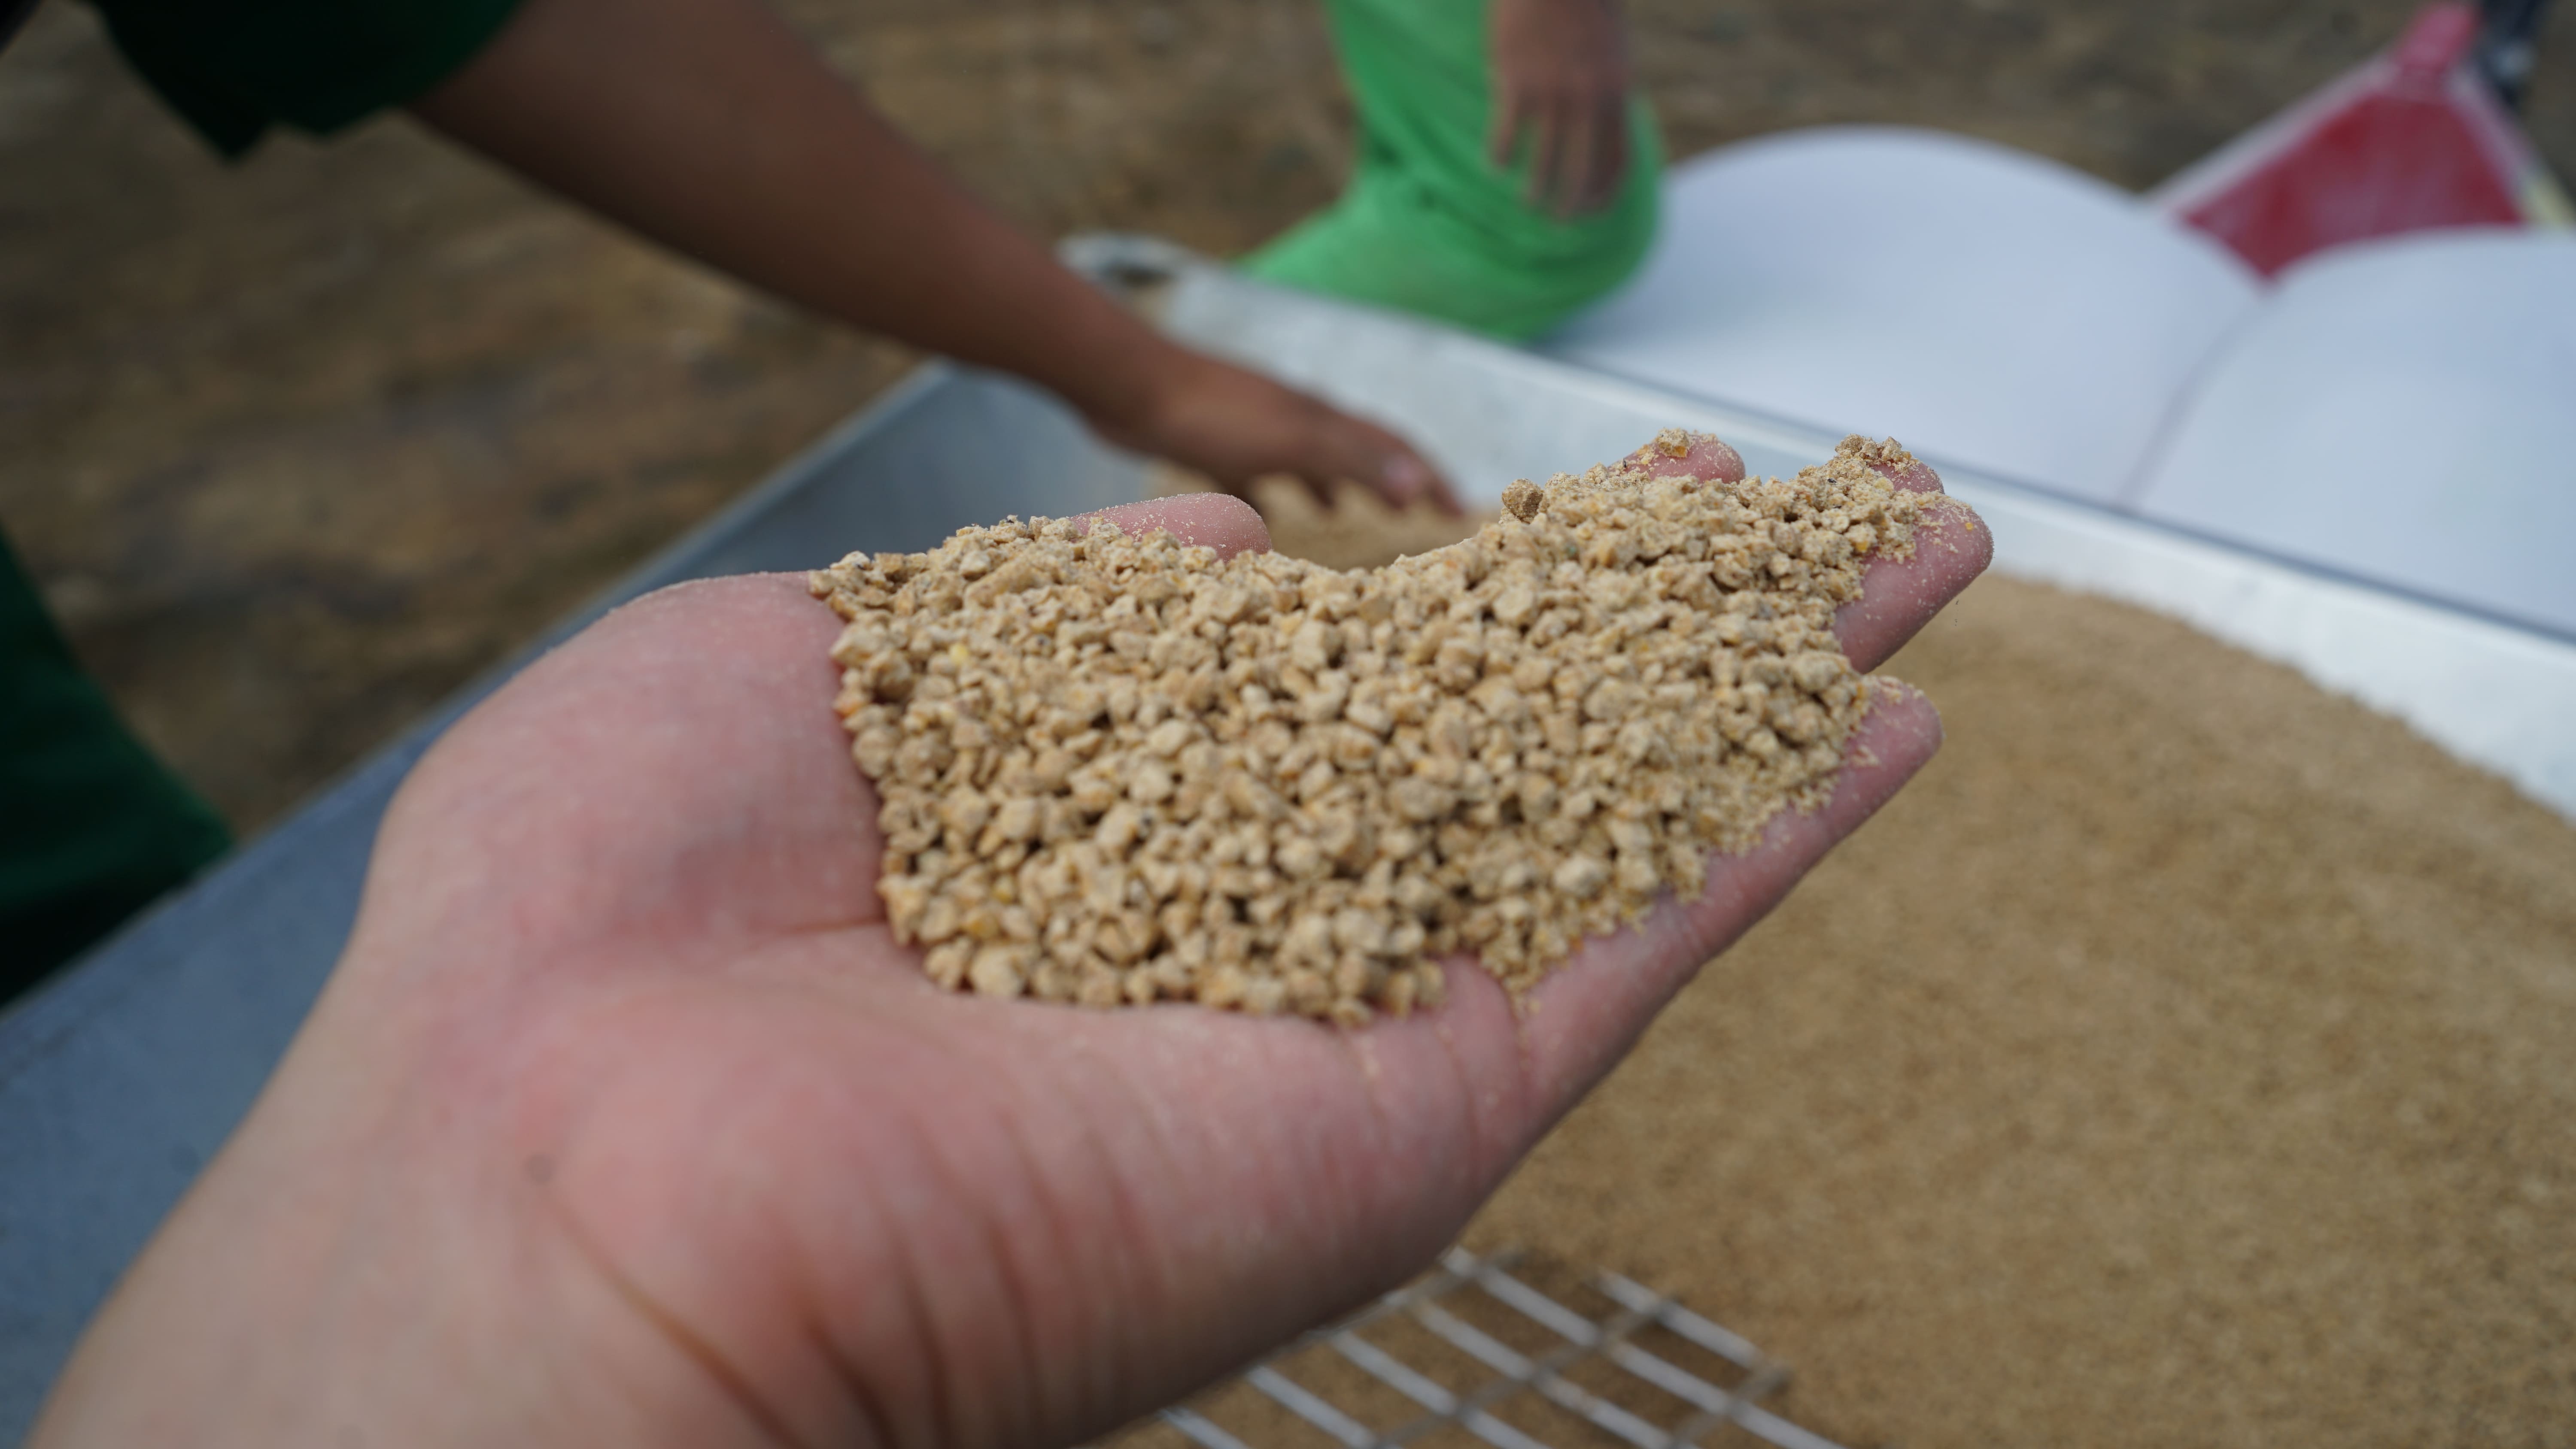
[3,0,2571,827]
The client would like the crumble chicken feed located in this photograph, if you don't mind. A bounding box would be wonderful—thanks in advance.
[809,432,1923,1021]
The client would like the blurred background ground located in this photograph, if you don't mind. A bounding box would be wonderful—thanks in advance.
[1,0,2571,828]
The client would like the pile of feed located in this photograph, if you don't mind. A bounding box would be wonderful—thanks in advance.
[809,433,1923,1021]
[1108,573,2576,1449]
[1461,579,2576,1445]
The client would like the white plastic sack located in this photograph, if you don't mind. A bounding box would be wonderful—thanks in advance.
[1541,127,2263,502]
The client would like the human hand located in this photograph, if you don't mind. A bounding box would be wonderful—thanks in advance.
[1090,349,1462,515]
[414,0,1451,520]
[1488,0,1634,216]
[32,442,1986,1449]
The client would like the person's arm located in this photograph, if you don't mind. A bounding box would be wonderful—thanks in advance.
[411,0,1454,512]
[29,439,1987,1449]
[1488,0,1634,216]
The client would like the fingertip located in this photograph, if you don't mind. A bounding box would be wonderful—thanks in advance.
[1855,676,1944,778]
[1078,494,1273,558]
[1832,491,1992,672]
[1874,448,1946,496]
[1631,432,1747,485]
[1925,494,1996,577]
[1775,681,1945,864]
[1739,680,1942,882]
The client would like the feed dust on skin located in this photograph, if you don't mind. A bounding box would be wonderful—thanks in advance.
[810,433,1922,1022]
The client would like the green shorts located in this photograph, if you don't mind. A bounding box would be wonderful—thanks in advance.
[1243,0,1662,340]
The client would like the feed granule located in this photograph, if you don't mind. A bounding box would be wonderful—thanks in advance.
[809,433,1923,1020]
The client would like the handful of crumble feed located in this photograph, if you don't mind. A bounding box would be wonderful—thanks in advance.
[809,432,1923,1024]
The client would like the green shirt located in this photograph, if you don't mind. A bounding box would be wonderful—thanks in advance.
[1,533,228,1001]
[91,0,526,155]
[5,0,527,997]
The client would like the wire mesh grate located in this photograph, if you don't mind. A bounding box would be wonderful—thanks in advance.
[1142,1248,1844,1449]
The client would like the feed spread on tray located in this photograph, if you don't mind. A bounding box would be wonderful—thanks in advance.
[809,432,1923,1021]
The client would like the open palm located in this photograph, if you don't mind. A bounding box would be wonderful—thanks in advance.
[36,441,1987,1449]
